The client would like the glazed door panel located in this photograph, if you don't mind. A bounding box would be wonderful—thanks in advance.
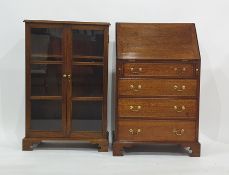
[30,27,63,61]
[27,24,67,137]
[71,101,103,132]
[72,29,104,57]
[71,65,103,97]
[69,27,105,134]
[70,65,103,132]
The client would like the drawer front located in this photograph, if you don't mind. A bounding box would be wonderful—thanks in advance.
[124,63,194,77]
[118,120,196,141]
[118,98,197,119]
[118,79,197,97]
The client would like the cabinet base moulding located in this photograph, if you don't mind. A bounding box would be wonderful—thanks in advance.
[112,141,200,157]
[22,137,109,152]
[112,140,201,157]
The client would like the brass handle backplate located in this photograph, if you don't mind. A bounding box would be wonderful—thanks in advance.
[174,85,186,92]
[130,67,143,74]
[129,128,141,135]
[174,105,186,113]
[173,129,185,136]
[130,84,142,92]
[174,67,186,74]
[129,105,141,112]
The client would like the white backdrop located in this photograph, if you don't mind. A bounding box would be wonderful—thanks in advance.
[0,0,229,146]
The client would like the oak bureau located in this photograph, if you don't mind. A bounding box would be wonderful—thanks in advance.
[113,23,201,156]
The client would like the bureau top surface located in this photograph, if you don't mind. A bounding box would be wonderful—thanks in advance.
[116,23,200,60]
[24,20,110,26]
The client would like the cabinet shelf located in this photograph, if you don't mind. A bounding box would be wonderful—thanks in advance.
[30,96,62,100]
[72,97,104,101]
[72,62,104,66]
[73,55,104,60]
[31,54,63,62]
[30,60,64,64]
[31,54,63,58]
[72,55,104,64]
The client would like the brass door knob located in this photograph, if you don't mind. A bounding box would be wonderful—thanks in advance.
[63,74,71,82]
[67,74,71,82]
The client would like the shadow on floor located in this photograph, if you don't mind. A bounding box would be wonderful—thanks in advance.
[33,141,102,151]
[124,144,189,156]
[34,141,189,156]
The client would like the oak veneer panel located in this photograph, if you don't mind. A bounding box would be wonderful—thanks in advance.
[118,120,196,142]
[117,23,200,60]
[118,79,197,97]
[118,98,197,119]
[123,63,194,77]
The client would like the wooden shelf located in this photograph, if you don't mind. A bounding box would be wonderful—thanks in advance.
[72,97,103,101]
[31,60,64,64]
[31,54,63,58]
[72,62,104,66]
[30,96,62,100]
[73,55,104,60]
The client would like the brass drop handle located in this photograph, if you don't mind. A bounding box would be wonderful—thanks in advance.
[130,84,142,92]
[173,129,185,136]
[129,128,141,135]
[63,74,67,78]
[174,85,186,92]
[174,105,186,112]
[130,105,141,112]
[174,67,186,73]
[130,67,143,74]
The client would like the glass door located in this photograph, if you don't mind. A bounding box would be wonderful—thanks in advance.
[28,25,66,136]
[69,28,105,134]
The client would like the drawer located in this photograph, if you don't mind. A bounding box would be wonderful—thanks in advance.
[118,98,197,119]
[124,63,194,77]
[118,79,197,97]
[118,120,196,142]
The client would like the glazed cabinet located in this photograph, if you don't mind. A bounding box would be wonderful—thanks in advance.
[113,23,201,156]
[23,20,110,151]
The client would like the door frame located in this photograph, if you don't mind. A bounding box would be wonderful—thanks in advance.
[25,23,67,138]
[66,24,108,138]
